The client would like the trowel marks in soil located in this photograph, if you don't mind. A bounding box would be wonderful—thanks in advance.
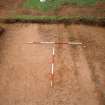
[0,24,105,105]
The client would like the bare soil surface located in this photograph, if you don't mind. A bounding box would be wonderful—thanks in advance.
[0,0,105,17]
[0,24,105,105]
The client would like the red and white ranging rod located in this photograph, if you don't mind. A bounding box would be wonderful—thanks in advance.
[26,41,82,88]
[50,47,55,87]
[26,41,82,45]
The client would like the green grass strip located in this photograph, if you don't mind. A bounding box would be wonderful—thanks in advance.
[23,0,100,11]
[0,15,98,20]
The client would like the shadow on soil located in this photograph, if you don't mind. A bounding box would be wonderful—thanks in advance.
[0,17,105,27]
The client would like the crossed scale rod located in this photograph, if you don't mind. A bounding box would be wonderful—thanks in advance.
[26,41,82,87]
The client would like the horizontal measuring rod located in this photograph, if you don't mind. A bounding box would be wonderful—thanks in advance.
[26,41,82,45]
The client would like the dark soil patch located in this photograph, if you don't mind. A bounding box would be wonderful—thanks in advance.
[0,17,105,27]
[0,26,5,35]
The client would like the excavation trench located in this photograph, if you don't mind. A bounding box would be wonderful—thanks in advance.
[0,23,105,105]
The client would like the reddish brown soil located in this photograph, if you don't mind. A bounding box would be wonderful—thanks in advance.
[0,0,105,17]
[0,24,105,105]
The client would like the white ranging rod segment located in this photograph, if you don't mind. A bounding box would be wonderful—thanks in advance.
[52,47,55,75]
[51,81,53,88]
[26,41,55,44]
[53,47,55,56]
[41,42,55,44]
[52,64,54,75]
[68,42,82,45]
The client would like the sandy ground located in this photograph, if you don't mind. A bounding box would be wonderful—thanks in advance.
[0,24,105,105]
